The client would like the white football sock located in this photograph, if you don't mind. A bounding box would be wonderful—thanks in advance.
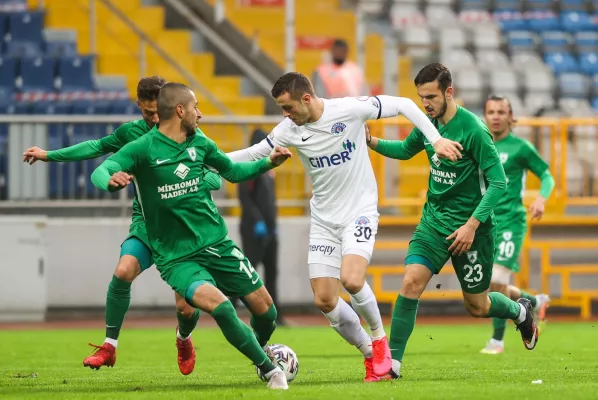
[176,329,191,341]
[104,338,118,348]
[350,282,386,339]
[516,303,527,324]
[323,298,373,358]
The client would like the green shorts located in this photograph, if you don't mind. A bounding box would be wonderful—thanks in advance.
[405,222,494,294]
[120,221,154,271]
[158,238,264,302]
[493,218,527,273]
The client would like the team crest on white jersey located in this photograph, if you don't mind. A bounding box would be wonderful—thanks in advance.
[499,152,509,164]
[188,147,197,162]
[467,250,478,264]
[355,216,370,226]
[174,163,190,179]
[331,122,347,136]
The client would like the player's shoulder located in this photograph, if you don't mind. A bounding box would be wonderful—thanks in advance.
[325,96,379,113]
[114,119,150,140]
[457,106,492,138]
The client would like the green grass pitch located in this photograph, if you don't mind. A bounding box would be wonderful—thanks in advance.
[0,322,596,399]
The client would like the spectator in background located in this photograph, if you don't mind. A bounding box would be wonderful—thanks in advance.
[312,39,367,98]
[237,128,284,325]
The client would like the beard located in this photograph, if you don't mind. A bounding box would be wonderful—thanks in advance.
[182,120,196,137]
[435,97,448,119]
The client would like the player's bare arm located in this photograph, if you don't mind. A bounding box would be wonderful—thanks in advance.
[23,146,48,164]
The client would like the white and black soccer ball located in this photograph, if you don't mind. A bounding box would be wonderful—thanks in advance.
[256,344,299,383]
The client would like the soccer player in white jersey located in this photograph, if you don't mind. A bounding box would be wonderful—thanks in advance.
[228,72,463,381]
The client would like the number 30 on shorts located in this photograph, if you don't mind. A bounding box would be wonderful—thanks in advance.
[354,226,372,241]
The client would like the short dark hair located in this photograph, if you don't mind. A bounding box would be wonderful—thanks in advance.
[157,82,193,120]
[414,63,452,93]
[484,94,513,115]
[137,76,166,102]
[332,38,348,49]
[271,72,315,101]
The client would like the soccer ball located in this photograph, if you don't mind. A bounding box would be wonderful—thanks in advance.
[256,344,299,383]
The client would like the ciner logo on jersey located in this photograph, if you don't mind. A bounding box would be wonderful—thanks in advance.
[175,163,190,179]
[309,140,356,169]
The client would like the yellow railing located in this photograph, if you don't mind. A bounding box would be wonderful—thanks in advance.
[340,237,598,319]
[367,117,598,216]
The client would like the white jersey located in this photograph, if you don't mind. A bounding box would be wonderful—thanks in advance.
[227,95,442,227]
[236,97,382,227]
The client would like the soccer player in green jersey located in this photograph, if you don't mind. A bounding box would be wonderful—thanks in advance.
[91,82,292,389]
[365,64,540,379]
[22,77,211,374]
[480,95,553,355]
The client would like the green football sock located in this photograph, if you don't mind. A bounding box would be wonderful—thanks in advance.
[389,295,419,361]
[487,292,521,320]
[519,290,537,307]
[492,317,507,341]
[250,304,278,347]
[211,301,276,374]
[177,309,200,339]
[105,275,132,340]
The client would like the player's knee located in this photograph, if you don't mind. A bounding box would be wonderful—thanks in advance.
[114,256,141,283]
[340,275,365,295]
[313,292,337,314]
[401,273,426,299]
[491,264,511,287]
[176,297,195,318]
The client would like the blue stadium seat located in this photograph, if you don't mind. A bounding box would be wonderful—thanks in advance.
[579,52,598,74]
[558,72,590,98]
[9,101,31,114]
[33,100,72,114]
[493,0,521,11]
[527,12,561,32]
[0,57,17,90]
[45,41,78,58]
[593,74,598,96]
[561,0,587,12]
[58,56,95,92]
[592,97,598,110]
[526,0,554,10]
[561,12,593,33]
[541,31,571,53]
[19,57,57,92]
[575,32,598,53]
[72,100,97,115]
[544,52,580,74]
[5,12,44,57]
[507,31,536,52]
[109,99,138,114]
[459,0,489,11]
[494,11,527,31]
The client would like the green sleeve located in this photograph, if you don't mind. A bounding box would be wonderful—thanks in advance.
[46,129,126,162]
[90,160,125,192]
[204,138,274,183]
[91,140,145,192]
[372,128,424,160]
[522,141,554,199]
[468,127,506,223]
[202,169,222,191]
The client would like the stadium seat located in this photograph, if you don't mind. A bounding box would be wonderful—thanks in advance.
[561,11,593,33]
[459,0,491,11]
[439,27,468,49]
[592,97,598,110]
[593,74,598,96]
[541,31,571,53]
[18,57,56,92]
[524,93,556,115]
[5,11,44,57]
[44,29,78,58]
[390,5,426,30]
[58,56,95,92]
[489,68,519,94]
[504,94,525,116]
[579,52,598,74]
[401,27,434,59]
[511,51,546,73]
[575,32,598,53]
[493,0,522,11]
[526,0,555,10]
[33,100,72,114]
[522,67,556,93]
[441,49,476,71]
[494,11,527,32]
[425,6,458,27]
[471,26,502,49]
[526,11,561,32]
[507,31,537,53]
[558,72,591,98]
[109,99,138,114]
[454,67,484,106]
[0,57,17,90]
[559,97,594,115]
[561,0,588,12]
[544,52,580,74]
[476,49,511,73]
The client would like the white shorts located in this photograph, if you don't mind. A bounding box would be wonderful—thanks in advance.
[307,214,379,279]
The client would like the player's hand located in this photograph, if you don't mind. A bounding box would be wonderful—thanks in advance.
[23,146,48,165]
[529,197,546,221]
[269,146,292,166]
[108,172,133,189]
[447,223,476,256]
[433,138,463,162]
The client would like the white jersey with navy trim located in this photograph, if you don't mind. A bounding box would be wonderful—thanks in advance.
[227,96,442,227]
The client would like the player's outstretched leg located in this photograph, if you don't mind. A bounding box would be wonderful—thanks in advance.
[175,292,199,375]
[241,286,278,355]
[508,285,551,333]
[341,255,390,378]
[310,273,377,382]
[481,265,510,354]
[188,281,288,390]
[83,252,145,370]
